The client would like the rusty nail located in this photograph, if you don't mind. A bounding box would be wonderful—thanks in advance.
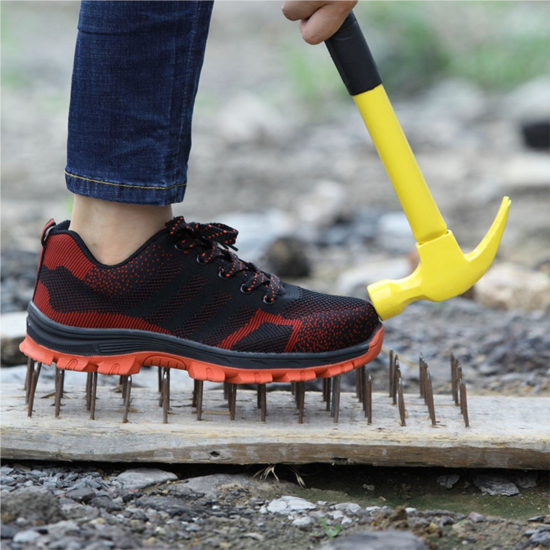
[54,367,63,418]
[389,350,394,398]
[89,371,98,420]
[398,379,406,427]
[259,384,267,422]
[366,375,372,424]
[297,381,305,424]
[196,380,204,421]
[27,363,41,418]
[392,358,401,405]
[85,372,92,411]
[122,375,132,423]
[459,381,470,428]
[332,376,341,424]
[24,356,33,396]
[228,384,237,421]
[162,370,170,424]
[426,370,436,426]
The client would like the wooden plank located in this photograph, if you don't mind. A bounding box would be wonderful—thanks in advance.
[1,383,548,469]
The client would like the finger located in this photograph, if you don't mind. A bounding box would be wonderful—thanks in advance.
[282,0,327,22]
[299,2,354,45]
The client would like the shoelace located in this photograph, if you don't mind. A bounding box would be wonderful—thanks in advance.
[167,217,282,303]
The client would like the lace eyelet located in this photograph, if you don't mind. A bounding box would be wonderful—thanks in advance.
[218,269,231,279]
[240,284,252,294]
[196,255,207,265]
[263,295,275,305]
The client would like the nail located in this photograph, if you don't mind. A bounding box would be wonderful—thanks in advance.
[196,380,203,421]
[86,372,92,411]
[54,367,63,418]
[398,379,406,427]
[426,371,436,426]
[122,375,132,423]
[392,358,401,405]
[297,381,305,424]
[366,375,372,424]
[331,376,341,424]
[27,363,41,417]
[259,384,267,422]
[389,350,394,398]
[157,367,162,393]
[24,356,33,396]
[325,377,332,412]
[460,381,470,428]
[90,371,98,420]
[228,384,237,421]
[162,370,170,424]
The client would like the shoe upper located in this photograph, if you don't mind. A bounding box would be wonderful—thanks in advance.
[32,218,380,354]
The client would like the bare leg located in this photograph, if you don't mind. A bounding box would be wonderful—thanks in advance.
[69,196,172,265]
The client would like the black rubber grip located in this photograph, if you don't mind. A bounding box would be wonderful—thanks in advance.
[325,12,382,96]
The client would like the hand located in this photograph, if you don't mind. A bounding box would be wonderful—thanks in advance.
[282,0,357,45]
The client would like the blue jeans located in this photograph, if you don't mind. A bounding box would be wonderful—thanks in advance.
[65,1,214,206]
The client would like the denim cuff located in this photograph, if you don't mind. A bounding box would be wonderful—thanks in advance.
[65,170,186,206]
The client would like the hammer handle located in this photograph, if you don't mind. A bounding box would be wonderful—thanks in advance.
[325,12,382,96]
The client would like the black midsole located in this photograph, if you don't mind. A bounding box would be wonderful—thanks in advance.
[26,302,382,370]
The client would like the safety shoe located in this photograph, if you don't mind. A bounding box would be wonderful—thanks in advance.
[21,217,384,383]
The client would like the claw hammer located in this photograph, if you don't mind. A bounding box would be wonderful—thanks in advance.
[325,12,511,320]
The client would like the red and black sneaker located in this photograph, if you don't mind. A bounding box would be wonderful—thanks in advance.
[21,217,383,384]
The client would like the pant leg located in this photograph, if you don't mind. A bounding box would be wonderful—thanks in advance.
[65,1,214,206]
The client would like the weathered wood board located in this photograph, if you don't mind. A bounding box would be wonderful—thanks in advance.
[1,383,548,469]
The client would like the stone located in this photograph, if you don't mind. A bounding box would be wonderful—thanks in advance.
[336,257,411,297]
[333,503,362,515]
[515,472,538,489]
[46,520,79,539]
[0,311,28,365]
[1,488,63,525]
[530,528,550,547]
[503,154,550,190]
[218,94,289,145]
[377,212,416,254]
[264,237,311,278]
[65,487,96,503]
[13,529,41,544]
[135,496,192,518]
[0,523,17,539]
[468,512,485,523]
[504,77,550,127]
[295,180,348,229]
[114,468,178,490]
[267,496,316,514]
[292,516,314,530]
[473,474,520,496]
[475,263,550,311]
[322,530,428,549]
[437,474,460,489]
[89,496,122,512]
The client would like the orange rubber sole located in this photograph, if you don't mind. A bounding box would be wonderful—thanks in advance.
[20,326,383,384]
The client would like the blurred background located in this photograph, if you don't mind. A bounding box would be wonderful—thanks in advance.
[2,1,549,392]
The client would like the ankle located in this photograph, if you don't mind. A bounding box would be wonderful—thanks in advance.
[69,196,173,265]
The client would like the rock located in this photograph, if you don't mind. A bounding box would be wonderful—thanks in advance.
[333,503,362,515]
[89,496,122,512]
[436,474,460,489]
[468,512,485,523]
[13,529,41,544]
[475,263,550,311]
[377,212,416,254]
[135,496,192,519]
[218,94,289,144]
[174,474,264,499]
[336,257,411,297]
[1,488,63,525]
[216,210,294,264]
[503,154,550,190]
[46,520,79,539]
[0,311,28,365]
[521,121,550,151]
[530,527,550,547]
[322,530,428,549]
[264,236,311,278]
[267,496,316,514]
[114,468,178,490]
[528,516,545,523]
[0,523,17,539]
[515,472,538,489]
[65,487,96,503]
[292,516,314,530]
[295,180,348,229]
[504,77,550,126]
[473,474,520,496]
